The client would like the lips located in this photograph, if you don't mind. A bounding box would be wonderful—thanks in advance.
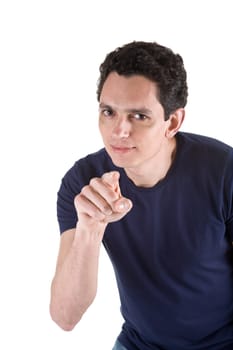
[110,145,135,153]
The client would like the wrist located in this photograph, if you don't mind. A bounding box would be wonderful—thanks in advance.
[74,220,107,244]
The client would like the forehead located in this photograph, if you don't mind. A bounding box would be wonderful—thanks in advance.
[100,72,160,108]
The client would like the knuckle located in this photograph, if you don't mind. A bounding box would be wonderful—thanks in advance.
[90,177,99,187]
[103,204,112,215]
[81,185,90,195]
[74,193,81,203]
[74,193,84,208]
[94,211,106,220]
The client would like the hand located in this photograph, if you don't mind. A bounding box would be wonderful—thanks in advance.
[74,171,132,230]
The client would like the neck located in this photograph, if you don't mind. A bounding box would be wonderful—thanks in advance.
[125,137,177,188]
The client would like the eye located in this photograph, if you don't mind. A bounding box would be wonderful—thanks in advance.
[101,108,114,117]
[132,113,148,121]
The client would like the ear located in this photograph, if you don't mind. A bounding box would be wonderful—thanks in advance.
[165,108,185,138]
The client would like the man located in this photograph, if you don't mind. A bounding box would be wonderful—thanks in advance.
[50,41,233,349]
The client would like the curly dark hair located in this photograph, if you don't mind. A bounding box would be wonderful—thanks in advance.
[97,41,188,120]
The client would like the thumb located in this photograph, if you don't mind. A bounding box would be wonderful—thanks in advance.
[114,197,132,213]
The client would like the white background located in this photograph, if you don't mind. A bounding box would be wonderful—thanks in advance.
[0,0,232,349]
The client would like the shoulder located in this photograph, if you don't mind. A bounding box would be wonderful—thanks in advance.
[178,131,232,149]
[178,131,233,162]
[175,132,233,191]
[61,148,117,189]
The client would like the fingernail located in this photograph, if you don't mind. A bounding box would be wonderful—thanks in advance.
[117,200,129,211]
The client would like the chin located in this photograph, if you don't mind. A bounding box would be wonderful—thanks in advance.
[108,154,136,169]
[104,143,139,167]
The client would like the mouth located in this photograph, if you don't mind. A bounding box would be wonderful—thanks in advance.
[110,145,136,154]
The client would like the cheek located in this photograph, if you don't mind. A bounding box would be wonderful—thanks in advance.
[135,127,165,149]
[99,124,111,141]
[98,120,106,132]
[134,127,156,142]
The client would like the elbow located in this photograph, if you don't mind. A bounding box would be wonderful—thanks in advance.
[51,316,79,332]
[49,302,82,332]
[53,320,77,332]
[49,286,96,331]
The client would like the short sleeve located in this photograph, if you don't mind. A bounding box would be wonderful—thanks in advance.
[57,165,81,234]
[224,150,233,241]
[56,148,114,234]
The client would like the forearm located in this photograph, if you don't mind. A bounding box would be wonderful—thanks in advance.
[50,223,106,331]
[51,171,132,330]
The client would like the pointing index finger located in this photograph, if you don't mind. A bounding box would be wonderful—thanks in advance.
[102,171,121,197]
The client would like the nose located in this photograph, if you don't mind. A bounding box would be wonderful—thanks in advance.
[112,116,131,139]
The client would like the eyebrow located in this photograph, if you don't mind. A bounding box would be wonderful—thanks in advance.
[99,103,153,116]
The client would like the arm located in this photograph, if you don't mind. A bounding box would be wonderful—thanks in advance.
[49,171,132,331]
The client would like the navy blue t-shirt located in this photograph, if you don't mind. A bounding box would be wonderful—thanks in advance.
[57,132,233,350]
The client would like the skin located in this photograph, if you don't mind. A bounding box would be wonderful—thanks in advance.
[99,72,185,187]
[49,72,185,331]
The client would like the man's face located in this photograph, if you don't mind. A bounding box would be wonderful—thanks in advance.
[98,72,172,173]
